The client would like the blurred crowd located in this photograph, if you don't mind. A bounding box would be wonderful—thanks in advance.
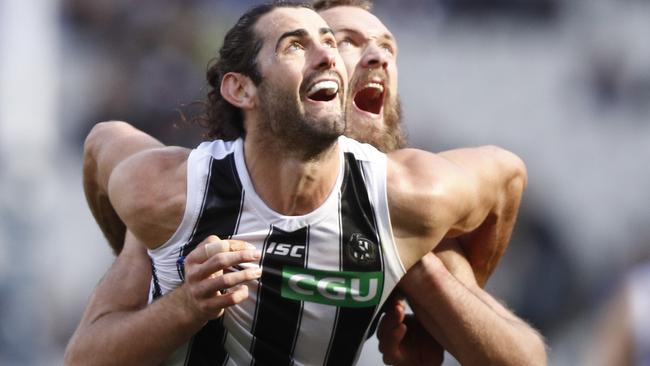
[1,0,649,365]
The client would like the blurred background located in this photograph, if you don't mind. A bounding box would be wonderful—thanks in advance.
[1,0,649,365]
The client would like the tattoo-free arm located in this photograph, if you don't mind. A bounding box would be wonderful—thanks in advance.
[399,253,547,366]
[64,233,204,366]
[438,147,525,286]
[64,234,262,366]
[388,145,527,272]
[82,121,164,254]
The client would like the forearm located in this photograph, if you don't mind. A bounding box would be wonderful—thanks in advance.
[402,255,546,366]
[65,289,206,366]
[65,235,204,366]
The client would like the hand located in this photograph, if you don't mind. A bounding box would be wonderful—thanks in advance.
[377,295,444,366]
[180,235,261,322]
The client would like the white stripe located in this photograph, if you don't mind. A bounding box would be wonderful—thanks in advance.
[291,210,342,365]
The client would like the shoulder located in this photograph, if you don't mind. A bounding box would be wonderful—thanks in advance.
[108,146,191,247]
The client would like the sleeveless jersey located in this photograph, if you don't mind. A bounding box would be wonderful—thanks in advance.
[148,136,405,366]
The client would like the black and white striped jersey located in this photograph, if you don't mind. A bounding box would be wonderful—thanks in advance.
[149,136,406,366]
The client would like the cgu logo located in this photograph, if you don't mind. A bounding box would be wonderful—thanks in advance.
[281,266,383,308]
[266,242,305,258]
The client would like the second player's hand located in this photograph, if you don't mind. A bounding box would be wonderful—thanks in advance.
[377,295,444,366]
[181,235,261,321]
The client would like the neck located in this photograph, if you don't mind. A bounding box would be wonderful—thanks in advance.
[243,134,341,216]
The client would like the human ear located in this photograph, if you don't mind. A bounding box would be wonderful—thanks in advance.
[220,72,256,109]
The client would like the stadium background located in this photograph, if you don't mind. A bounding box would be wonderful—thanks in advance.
[1,0,649,364]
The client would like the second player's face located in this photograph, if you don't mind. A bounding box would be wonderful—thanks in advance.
[319,6,402,152]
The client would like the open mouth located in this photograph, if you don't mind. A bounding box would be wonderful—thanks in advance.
[353,82,385,115]
[306,80,339,102]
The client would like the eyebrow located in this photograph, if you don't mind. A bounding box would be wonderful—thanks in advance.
[335,27,395,43]
[275,27,335,52]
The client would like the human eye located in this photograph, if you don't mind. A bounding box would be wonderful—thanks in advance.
[287,40,304,52]
[338,37,356,48]
[323,37,337,49]
[380,42,396,55]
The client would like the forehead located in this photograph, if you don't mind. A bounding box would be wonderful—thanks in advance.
[319,6,392,39]
[255,7,330,45]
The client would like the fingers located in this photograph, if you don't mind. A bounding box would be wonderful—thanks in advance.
[205,240,229,257]
[191,267,262,299]
[186,235,257,264]
[379,322,407,365]
[378,300,409,365]
[191,284,250,318]
[185,250,261,284]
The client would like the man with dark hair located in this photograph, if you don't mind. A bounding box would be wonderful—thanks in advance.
[66,2,539,366]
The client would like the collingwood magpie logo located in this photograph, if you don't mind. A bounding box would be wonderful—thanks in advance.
[346,233,377,264]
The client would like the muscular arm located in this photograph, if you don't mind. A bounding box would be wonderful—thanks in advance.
[437,148,524,286]
[380,146,538,364]
[83,120,188,250]
[83,121,165,254]
[379,247,547,366]
[388,145,526,273]
[64,234,262,366]
[392,251,547,366]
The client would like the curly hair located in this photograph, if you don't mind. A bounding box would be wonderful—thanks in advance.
[198,1,313,140]
[312,0,373,11]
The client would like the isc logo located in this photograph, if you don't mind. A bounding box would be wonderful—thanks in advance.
[266,242,305,258]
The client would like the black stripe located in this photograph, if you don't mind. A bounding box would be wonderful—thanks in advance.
[181,153,243,260]
[325,153,384,366]
[149,255,162,300]
[250,226,309,366]
[182,153,245,366]
[184,317,226,366]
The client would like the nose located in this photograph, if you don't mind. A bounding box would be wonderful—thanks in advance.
[360,43,389,70]
[313,44,337,70]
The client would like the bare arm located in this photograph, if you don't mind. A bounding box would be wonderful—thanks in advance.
[437,148,525,286]
[64,234,262,366]
[82,121,164,254]
[380,251,547,366]
[388,145,527,277]
[83,120,188,249]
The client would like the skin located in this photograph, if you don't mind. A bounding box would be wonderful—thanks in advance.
[66,6,539,366]
[319,6,547,365]
[320,6,546,365]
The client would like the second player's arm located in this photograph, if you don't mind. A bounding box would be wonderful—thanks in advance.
[384,250,547,366]
[82,121,165,253]
[388,145,527,272]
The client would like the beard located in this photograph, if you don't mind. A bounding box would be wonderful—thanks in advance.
[344,87,406,153]
[256,75,345,160]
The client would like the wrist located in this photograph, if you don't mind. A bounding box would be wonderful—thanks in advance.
[167,287,210,329]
